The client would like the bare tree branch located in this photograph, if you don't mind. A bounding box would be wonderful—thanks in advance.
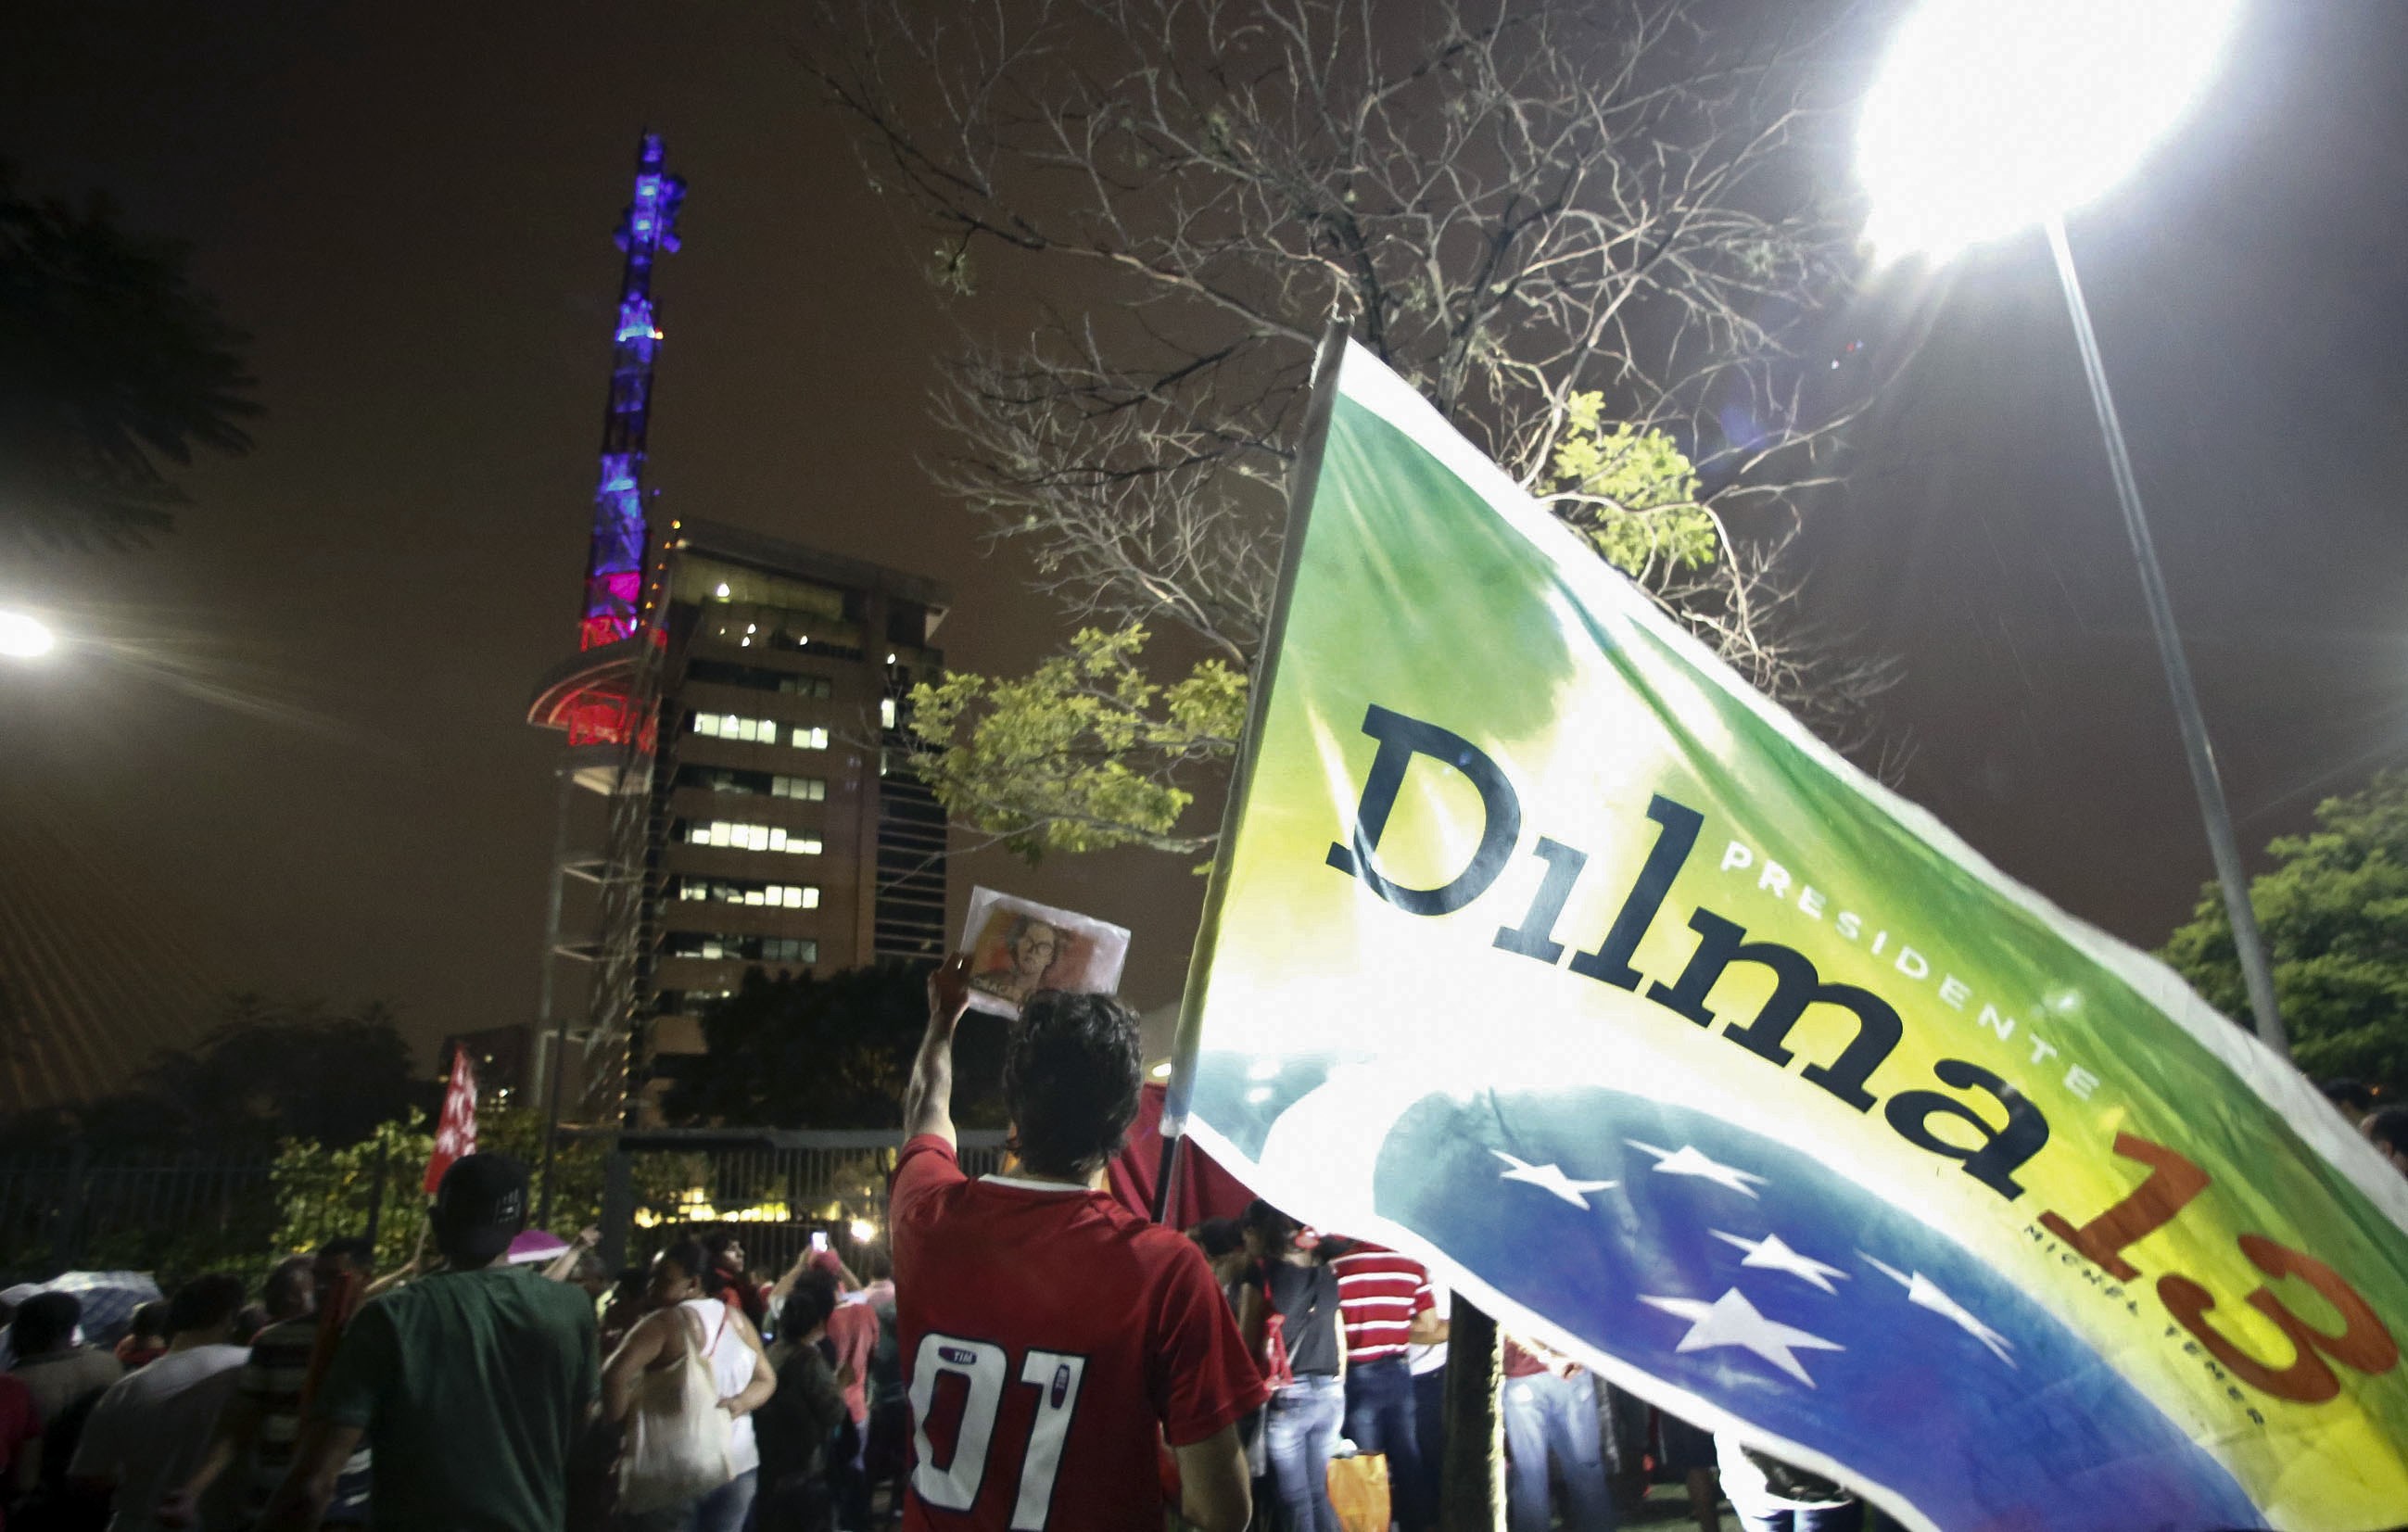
[802,0,1905,852]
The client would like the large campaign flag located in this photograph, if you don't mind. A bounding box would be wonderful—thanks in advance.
[1167,336,2408,1532]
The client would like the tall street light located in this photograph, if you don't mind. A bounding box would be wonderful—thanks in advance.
[0,610,57,661]
[1856,0,2290,1057]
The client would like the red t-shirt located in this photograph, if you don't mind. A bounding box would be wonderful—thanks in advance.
[827,1297,879,1425]
[1327,1245,1435,1364]
[891,1134,1267,1532]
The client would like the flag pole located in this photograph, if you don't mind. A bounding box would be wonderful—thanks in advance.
[1151,322,1352,1222]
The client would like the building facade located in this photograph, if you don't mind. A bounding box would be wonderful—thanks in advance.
[528,520,951,1120]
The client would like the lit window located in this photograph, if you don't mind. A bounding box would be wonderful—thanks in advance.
[792,727,829,751]
[686,822,818,857]
[881,697,897,729]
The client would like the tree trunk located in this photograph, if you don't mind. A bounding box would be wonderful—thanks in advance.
[1438,1296,1502,1532]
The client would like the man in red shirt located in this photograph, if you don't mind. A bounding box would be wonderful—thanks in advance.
[892,956,1262,1532]
[814,1247,881,1527]
[1328,1241,1444,1531]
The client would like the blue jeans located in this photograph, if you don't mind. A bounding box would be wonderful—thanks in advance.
[1264,1374,1346,1532]
[626,1469,757,1532]
[1413,1364,1447,1496]
[1733,1504,1863,1532]
[1344,1356,1428,1530]
[1502,1372,1615,1532]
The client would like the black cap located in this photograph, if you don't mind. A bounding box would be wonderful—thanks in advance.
[432,1153,529,1265]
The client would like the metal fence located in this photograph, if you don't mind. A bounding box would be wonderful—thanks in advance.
[0,1146,417,1286]
[0,1129,1011,1287]
[608,1129,1010,1275]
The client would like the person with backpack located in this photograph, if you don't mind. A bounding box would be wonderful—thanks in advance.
[602,1240,776,1532]
[1238,1200,1346,1532]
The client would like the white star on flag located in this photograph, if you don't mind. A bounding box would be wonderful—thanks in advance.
[1639,1287,1844,1386]
[1710,1230,1850,1294]
[1490,1150,1617,1209]
[1624,1140,1768,1198]
[1861,1254,2016,1365]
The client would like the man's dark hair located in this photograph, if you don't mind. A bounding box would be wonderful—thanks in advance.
[122,1300,167,1343]
[700,1230,741,1262]
[318,1236,375,1270]
[1244,1198,1300,1252]
[2366,1105,2408,1158]
[262,1254,314,1320]
[2325,1079,2378,1115]
[1191,1218,1246,1259]
[12,1292,81,1355]
[781,1269,840,1339]
[165,1273,247,1337]
[1001,990,1143,1179]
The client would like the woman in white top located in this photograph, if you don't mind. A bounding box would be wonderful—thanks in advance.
[603,1239,777,1532]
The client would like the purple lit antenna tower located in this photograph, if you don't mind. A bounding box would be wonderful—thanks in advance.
[525,133,690,1157]
[579,133,686,654]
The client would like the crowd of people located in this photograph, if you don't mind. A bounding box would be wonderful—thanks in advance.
[0,978,2394,1532]
[887,956,1877,1532]
[0,1166,920,1532]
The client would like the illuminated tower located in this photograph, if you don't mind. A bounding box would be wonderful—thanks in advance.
[582,133,685,659]
[526,134,953,1126]
[526,133,690,1117]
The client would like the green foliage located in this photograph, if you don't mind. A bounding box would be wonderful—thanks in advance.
[270,1102,704,1273]
[0,162,259,550]
[1546,394,1720,576]
[908,399,1718,861]
[2161,770,2408,1089]
[663,962,1007,1130]
[907,626,1248,857]
[272,1111,436,1274]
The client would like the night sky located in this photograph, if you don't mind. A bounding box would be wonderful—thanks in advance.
[3,2,2405,1074]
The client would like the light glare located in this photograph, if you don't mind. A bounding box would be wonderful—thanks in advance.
[0,611,56,660]
[1857,0,2241,259]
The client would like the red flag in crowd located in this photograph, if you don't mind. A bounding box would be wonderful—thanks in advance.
[424,1047,478,1194]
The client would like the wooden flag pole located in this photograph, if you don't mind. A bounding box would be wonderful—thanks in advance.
[1153,322,1352,1224]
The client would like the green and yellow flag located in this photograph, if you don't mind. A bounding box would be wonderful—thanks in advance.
[1171,337,2408,1532]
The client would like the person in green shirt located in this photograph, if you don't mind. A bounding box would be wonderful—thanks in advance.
[258,1154,598,1532]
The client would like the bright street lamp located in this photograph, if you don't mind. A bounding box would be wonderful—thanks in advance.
[1858,0,2242,260]
[1857,1,2289,1057]
[0,610,56,661]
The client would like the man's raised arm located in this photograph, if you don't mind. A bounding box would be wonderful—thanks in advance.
[904,954,973,1149]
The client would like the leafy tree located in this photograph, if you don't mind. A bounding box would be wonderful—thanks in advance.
[808,0,1894,856]
[663,963,1007,1130]
[0,161,259,550]
[2161,771,2408,1089]
[0,997,435,1157]
[271,1103,706,1273]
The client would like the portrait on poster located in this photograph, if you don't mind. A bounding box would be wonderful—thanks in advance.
[957,887,1132,1019]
